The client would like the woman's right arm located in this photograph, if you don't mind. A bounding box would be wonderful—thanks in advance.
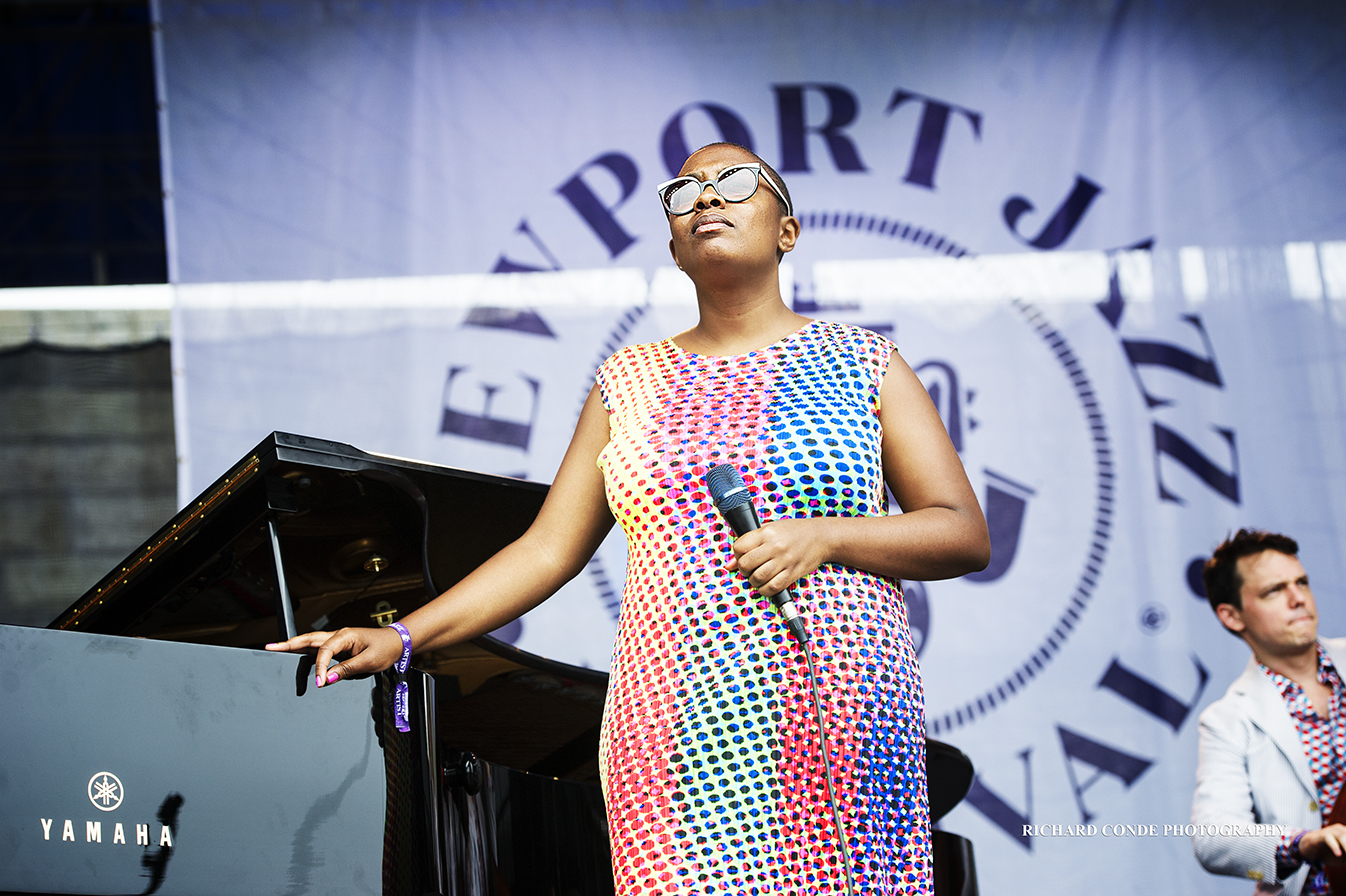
[267,384,615,686]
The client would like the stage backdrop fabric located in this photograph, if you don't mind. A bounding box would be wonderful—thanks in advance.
[153,0,1346,285]
[174,247,1346,895]
[155,0,1346,891]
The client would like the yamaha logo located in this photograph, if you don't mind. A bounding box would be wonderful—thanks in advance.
[87,772,123,812]
[37,773,174,848]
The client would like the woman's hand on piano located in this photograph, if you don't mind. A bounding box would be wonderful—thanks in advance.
[266,626,405,687]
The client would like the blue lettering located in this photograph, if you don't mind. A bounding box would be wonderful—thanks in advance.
[1058,726,1153,824]
[963,748,1034,851]
[491,218,563,274]
[660,103,755,175]
[1003,175,1103,250]
[965,469,1035,584]
[1097,656,1210,731]
[462,307,556,338]
[1153,423,1240,505]
[774,83,866,173]
[1121,315,1223,409]
[555,153,640,258]
[885,89,982,190]
[439,366,541,450]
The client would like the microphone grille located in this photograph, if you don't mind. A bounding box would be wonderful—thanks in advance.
[705,463,750,510]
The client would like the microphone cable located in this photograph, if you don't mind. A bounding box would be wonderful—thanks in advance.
[796,623,859,896]
[704,464,858,896]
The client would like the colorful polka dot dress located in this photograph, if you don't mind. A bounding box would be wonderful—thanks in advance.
[595,319,931,895]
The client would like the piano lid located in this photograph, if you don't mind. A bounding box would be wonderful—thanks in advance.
[50,432,551,646]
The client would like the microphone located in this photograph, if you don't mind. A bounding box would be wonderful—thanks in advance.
[705,464,809,645]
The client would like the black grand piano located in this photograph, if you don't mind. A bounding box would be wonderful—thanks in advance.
[0,432,977,895]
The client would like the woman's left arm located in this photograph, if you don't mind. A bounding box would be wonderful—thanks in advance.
[728,350,990,595]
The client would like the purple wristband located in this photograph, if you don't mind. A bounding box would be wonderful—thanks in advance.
[389,623,412,672]
[389,622,412,733]
[1291,830,1307,861]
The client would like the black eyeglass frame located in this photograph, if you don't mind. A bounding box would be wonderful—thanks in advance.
[655,163,793,218]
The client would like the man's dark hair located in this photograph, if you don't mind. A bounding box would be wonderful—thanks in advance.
[1203,528,1300,616]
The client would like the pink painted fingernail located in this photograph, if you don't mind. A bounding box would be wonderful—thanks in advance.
[315,674,324,687]
[326,671,340,684]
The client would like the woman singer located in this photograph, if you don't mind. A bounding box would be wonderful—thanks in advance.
[270,142,990,895]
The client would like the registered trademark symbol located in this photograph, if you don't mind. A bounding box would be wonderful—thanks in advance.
[1138,603,1169,635]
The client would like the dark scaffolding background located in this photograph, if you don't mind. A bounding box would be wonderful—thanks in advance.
[1,0,167,287]
[0,0,174,626]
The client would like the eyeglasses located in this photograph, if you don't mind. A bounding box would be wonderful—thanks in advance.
[655,163,793,218]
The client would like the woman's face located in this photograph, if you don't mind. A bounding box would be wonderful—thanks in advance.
[666,145,798,276]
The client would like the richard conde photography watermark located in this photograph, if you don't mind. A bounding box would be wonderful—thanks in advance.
[1024,824,1293,839]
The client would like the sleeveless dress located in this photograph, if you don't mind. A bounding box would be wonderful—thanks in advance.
[595,319,930,895]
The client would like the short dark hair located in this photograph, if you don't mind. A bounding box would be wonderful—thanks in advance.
[1203,528,1300,615]
[688,142,793,219]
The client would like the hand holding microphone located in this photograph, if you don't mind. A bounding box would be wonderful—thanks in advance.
[706,464,858,895]
[705,464,810,645]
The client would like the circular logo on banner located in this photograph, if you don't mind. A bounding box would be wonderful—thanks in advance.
[88,771,124,811]
[909,300,1114,735]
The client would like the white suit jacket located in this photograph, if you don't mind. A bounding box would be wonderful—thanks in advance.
[1191,638,1346,896]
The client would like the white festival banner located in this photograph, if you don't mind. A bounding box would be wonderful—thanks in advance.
[156,0,1346,890]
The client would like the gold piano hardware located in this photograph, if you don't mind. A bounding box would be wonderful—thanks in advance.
[370,601,399,626]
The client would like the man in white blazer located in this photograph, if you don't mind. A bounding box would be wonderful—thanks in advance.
[1192,529,1346,895]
